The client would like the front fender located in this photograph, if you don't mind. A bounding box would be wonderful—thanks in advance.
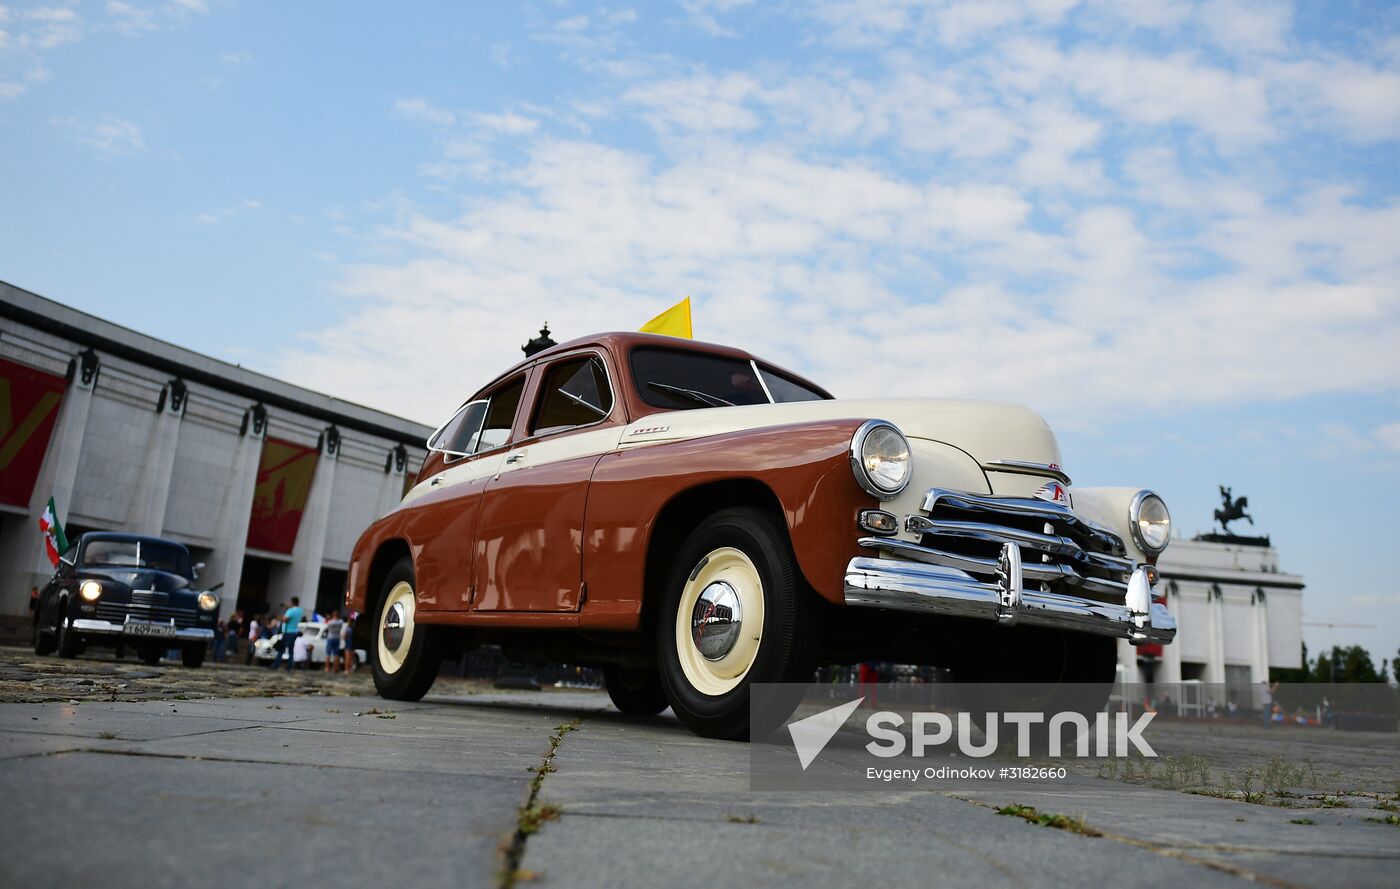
[584,418,874,627]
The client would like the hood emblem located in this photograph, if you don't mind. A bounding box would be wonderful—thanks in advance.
[629,425,670,436]
[1034,481,1069,504]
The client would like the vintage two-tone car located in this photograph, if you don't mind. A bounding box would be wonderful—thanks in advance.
[346,332,1175,738]
[32,532,219,667]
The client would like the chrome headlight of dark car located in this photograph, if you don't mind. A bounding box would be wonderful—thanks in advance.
[1129,490,1171,555]
[198,592,219,611]
[851,420,911,500]
[80,580,103,602]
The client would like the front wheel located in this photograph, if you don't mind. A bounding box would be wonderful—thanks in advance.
[55,612,80,658]
[657,507,818,740]
[33,613,55,656]
[370,557,441,701]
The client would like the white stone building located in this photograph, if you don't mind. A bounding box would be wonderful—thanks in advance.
[1118,534,1304,697]
[0,281,429,623]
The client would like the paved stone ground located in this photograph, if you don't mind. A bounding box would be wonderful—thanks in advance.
[1,646,1397,889]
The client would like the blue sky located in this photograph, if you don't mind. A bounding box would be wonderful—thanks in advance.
[2,0,1398,666]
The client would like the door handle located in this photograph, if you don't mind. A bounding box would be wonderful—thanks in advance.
[430,476,445,487]
[505,453,526,464]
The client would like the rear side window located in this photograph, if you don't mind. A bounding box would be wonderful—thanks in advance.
[531,356,613,435]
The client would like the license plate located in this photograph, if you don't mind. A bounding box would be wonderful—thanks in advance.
[125,621,176,638]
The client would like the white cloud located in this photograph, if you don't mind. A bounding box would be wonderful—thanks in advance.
[1376,423,1400,452]
[474,111,540,135]
[394,98,456,126]
[51,115,146,153]
[274,2,1400,432]
[191,199,262,225]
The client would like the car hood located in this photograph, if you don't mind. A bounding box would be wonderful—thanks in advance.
[84,568,193,594]
[619,398,1061,469]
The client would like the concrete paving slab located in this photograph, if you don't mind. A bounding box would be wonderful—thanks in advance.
[0,751,524,889]
[0,702,277,741]
[522,710,1251,889]
[948,782,1400,889]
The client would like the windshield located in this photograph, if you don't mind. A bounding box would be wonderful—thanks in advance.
[82,539,193,578]
[631,348,828,410]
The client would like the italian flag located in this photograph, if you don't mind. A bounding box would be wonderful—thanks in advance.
[38,497,68,566]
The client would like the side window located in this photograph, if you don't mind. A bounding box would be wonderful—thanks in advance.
[757,365,827,403]
[530,356,613,435]
[472,375,526,454]
[427,400,487,457]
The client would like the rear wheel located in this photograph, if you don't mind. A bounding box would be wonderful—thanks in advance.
[954,627,1118,749]
[603,666,668,715]
[370,557,441,701]
[181,644,206,669]
[657,507,818,740]
[139,647,162,666]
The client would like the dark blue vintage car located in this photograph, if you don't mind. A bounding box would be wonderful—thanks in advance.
[32,532,219,667]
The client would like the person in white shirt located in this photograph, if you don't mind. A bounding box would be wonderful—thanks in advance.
[292,631,313,669]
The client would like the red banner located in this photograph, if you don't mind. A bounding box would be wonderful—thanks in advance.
[0,357,67,508]
[246,437,319,554]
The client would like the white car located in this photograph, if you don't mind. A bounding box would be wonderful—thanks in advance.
[253,622,366,666]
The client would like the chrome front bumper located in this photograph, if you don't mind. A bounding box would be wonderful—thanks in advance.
[844,547,1177,645]
[70,618,215,643]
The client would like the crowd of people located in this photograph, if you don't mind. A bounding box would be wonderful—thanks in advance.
[207,596,361,674]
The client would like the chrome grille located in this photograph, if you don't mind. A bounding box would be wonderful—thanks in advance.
[95,601,201,629]
[864,488,1134,603]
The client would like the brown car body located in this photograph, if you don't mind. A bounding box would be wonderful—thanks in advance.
[346,332,871,634]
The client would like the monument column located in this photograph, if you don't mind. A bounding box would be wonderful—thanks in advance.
[1159,581,1183,685]
[1207,583,1227,685]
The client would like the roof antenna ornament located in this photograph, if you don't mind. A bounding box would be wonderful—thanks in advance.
[522,323,556,357]
[1213,485,1253,535]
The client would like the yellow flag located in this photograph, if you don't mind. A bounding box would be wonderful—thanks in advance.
[640,297,693,339]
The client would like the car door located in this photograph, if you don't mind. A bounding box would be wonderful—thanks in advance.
[473,351,625,612]
[405,373,527,612]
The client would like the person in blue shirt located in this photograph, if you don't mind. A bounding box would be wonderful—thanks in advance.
[281,597,304,671]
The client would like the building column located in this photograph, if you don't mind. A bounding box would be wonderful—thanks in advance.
[0,348,98,615]
[1207,583,1227,685]
[126,379,186,535]
[268,425,339,616]
[1252,587,1271,704]
[375,443,408,519]
[201,404,266,619]
[1159,581,1183,685]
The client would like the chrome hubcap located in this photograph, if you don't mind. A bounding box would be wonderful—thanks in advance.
[691,580,742,661]
[382,602,407,653]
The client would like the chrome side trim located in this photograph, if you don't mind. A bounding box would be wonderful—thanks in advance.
[844,556,1176,645]
[70,619,215,642]
[981,459,1072,486]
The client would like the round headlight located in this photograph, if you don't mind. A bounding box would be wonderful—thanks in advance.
[79,580,102,602]
[198,592,219,612]
[1129,491,1171,555]
[851,420,911,499]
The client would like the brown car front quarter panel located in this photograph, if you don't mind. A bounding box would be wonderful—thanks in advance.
[579,418,875,630]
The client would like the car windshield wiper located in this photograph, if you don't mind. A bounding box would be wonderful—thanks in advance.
[645,382,733,408]
[559,388,607,416]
